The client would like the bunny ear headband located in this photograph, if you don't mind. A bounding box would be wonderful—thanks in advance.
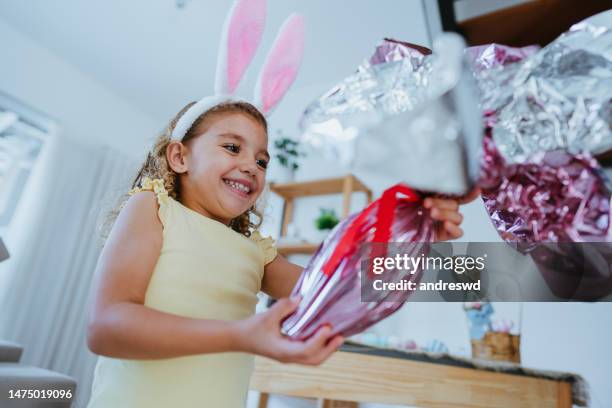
[172,0,305,140]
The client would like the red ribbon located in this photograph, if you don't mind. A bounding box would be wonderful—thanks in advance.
[321,183,420,277]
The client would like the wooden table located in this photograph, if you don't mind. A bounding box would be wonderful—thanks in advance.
[250,344,574,408]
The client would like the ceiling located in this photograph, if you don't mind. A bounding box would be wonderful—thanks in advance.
[0,0,431,121]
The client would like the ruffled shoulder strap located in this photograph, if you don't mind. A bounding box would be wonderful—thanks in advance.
[250,230,278,265]
[129,177,171,225]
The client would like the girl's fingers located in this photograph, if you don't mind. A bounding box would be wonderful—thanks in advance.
[298,325,336,362]
[305,335,344,366]
[424,197,459,211]
[424,187,481,209]
[278,330,342,365]
[431,208,463,225]
[269,296,301,321]
[444,221,463,239]
[302,325,333,354]
[457,187,481,204]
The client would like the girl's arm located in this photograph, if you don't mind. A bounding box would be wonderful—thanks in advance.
[260,188,482,299]
[260,254,303,299]
[87,192,341,364]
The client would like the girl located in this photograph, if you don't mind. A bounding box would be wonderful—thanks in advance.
[86,1,476,407]
[87,98,473,407]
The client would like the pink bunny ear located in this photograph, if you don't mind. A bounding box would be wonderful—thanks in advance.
[254,13,305,115]
[215,0,267,95]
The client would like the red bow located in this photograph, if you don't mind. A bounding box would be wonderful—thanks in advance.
[321,184,420,277]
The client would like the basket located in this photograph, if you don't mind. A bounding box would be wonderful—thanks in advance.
[471,331,521,363]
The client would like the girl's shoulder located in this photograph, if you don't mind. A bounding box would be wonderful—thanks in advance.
[113,189,163,247]
[128,177,171,226]
[249,230,278,266]
[129,177,169,204]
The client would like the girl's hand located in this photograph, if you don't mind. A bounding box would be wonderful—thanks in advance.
[236,297,344,366]
[423,187,481,241]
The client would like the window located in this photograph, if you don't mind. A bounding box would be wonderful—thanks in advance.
[0,92,56,234]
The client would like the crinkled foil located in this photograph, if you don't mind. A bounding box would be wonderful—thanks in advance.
[466,13,612,299]
[480,133,611,244]
[468,43,539,73]
[467,44,539,127]
[282,190,434,340]
[369,37,431,65]
[480,129,612,300]
[299,42,432,167]
[489,15,612,163]
[300,34,483,194]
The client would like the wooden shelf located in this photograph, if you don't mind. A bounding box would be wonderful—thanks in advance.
[269,174,372,256]
[456,0,609,47]
[269,174,371,200]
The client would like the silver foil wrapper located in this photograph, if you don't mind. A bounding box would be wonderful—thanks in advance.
[300,34,483,195]
[467,43,540,128]
[490,12,612,163]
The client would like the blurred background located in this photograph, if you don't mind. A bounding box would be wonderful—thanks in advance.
[0,1,611,407]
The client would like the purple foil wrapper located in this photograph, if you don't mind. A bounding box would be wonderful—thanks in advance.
[471,30,612,299]
[281,199,434,340]
[480,133,612,300]
[480,134,611,244]
[469,34,612,242]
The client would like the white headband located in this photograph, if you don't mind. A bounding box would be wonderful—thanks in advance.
[172,0,305,140]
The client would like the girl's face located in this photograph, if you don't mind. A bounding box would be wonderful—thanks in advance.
[172,112,269,225]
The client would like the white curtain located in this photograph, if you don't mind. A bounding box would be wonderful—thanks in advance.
[0,133,136,407]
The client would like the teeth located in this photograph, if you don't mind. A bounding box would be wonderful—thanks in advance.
[224,179,250,194]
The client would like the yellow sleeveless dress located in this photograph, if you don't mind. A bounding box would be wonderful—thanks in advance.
[87,178,277,408]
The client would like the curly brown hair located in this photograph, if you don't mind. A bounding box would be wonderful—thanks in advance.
[104,100,268,239]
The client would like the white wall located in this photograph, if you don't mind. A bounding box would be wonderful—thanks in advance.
[0,19,159,158]
[0,15,159,307]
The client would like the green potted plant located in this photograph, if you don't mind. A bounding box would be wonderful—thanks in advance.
[313,207,339,242]
[273,131,303,182]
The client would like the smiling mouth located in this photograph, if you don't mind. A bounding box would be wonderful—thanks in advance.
[223,178,252,197]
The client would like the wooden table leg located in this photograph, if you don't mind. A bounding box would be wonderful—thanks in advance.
[280,198,294,236]
[341,175,354,218]
[257,392,270,408]
[557,382,572,408]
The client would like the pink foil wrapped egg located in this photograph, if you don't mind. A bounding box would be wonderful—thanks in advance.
[282,184,434,340]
